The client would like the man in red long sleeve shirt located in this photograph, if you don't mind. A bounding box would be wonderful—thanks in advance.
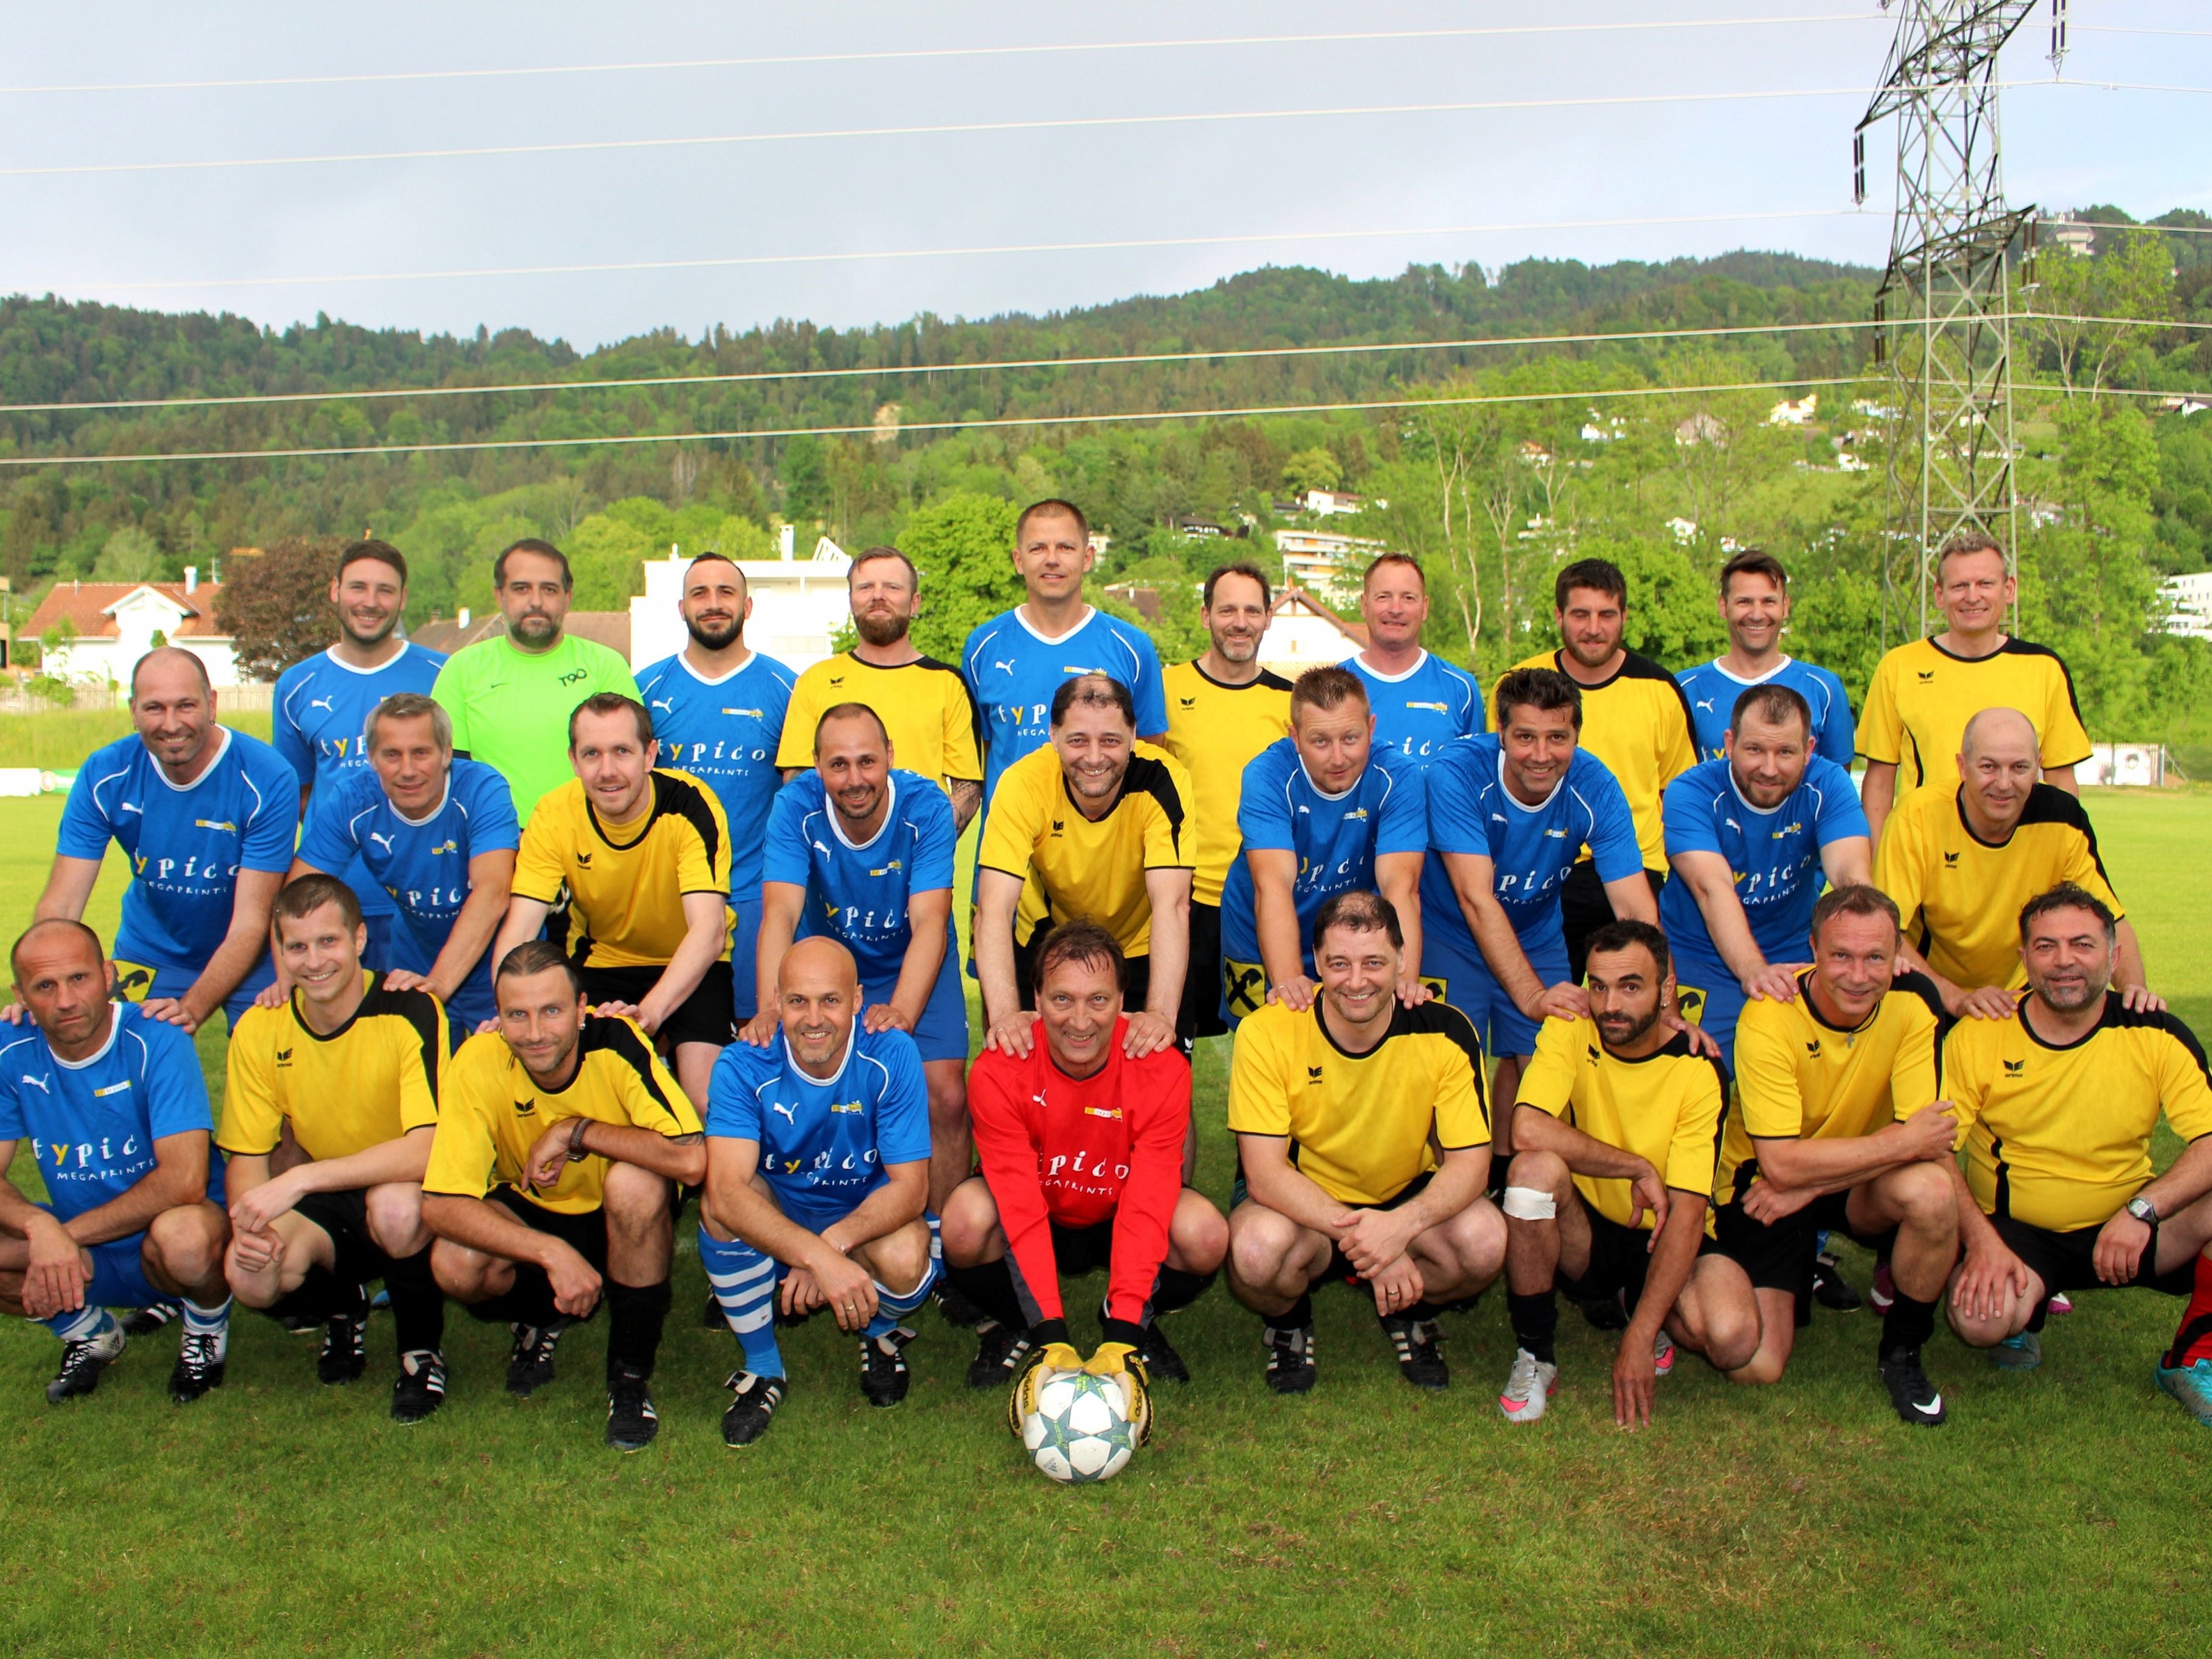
[942,920,1227,1389]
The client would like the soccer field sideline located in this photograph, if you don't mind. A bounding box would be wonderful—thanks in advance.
[1,788,2209,1657]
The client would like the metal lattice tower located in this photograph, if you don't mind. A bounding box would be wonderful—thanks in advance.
[1854,0,2044,642]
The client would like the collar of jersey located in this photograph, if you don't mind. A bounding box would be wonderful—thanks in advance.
[1297,754,1366,804]
[1925,634,2012,665]
[319,641,414,677]
[1724,767,1789,819]
[1354,648,1429,684]
[390,775,454,829]
[1707,654,1795,688]
[1312,997,1403,1060]
[1949,785,2027,850]
[825,775,898,854]
[1799,970,1884,1035]
[1011,604,1095,647]
[1189,658,1272,693]
[1494,749,1568,815]
[2016,990,2115,1053]
[291,970,377,1044]
[1594,1024,1692,1065]
[1058,766,1132,820]
[787,1021,860,1090]
[587,776,666,850]
[673,649,758,687]
[145,726,232,795]
[51,1003,126,1072]
[1552,649,1634,694]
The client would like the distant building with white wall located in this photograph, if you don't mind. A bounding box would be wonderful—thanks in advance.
[23,570,241,687]
[628,533,854,671]
[1275,528,1383,601]
[2160,570,2212,641]
[1258,584,1368,679]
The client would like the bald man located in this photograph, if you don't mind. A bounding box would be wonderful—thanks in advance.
[36,648,299,1032]
[1875,707,2153,1019]
[699,937,936,1445]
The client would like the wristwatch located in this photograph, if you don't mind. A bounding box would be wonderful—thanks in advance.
[2126,1196,2159,1226]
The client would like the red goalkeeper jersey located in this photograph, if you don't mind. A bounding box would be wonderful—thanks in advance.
[967,1018,1191,1324]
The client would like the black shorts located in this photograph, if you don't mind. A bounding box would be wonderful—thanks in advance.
[292,1188,400,1286]
[1562,864,1666,986]
[1314,1172,1434,1287]
[459,1186,609,1323]
[1047,1218,1118,1279]
[1183,901,1228,1041]
[1993,1214,2196,1321]
[1560,1192,1721,1307]
[1713,1185,1897,1296]
[578,960,734,1050]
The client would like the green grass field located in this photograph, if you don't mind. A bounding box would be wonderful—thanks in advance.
[3,790,2209,1657]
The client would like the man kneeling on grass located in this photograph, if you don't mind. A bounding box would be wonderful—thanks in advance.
[1498,920,1758,1427]
[1225,891,1504,1395]
[420,941,704,1451]
[703,938,936,1446]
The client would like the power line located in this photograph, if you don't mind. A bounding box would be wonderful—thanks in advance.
[0,377,1877,468]
[13,207,1880,297]
[0,16,1886,96]
[2046,216,2212,238]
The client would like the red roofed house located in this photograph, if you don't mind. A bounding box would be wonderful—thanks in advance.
[23,568,240,688]
[1258,583,1368,680]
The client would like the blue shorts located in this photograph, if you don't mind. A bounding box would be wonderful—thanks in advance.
[1668,953,1746,1071]
[358,912,399,975]
[864,951,969,1064]
[1420,923,1567,1060]
[113,958,265,1030]
[730,897,765,1024]
[33,1205,160,1310]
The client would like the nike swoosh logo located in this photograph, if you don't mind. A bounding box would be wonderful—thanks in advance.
[1910,1393,1943,1416]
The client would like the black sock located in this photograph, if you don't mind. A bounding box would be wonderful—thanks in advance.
[1508,1290,1560,1364]
[1881,1290,1938,1358]
[945,1259,1027,1332]
[383,1247,445,1356]
[1150,1266,1214,1318]
[265,1264,344,1327]
[1403,1299,1443,1324]
[1272,1291,1314,1332]
[605,1279,672,1381]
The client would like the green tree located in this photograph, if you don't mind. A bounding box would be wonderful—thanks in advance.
[567,511,656,611]
[1280,446,1342,494]
[2021,227,2177,399]
[92,525,162,583]
[899,491,1023,660]
[214,536,341,680]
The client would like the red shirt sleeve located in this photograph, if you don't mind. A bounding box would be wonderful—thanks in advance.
[967,1039,1065,1324]
[1104,1046,1193,1325]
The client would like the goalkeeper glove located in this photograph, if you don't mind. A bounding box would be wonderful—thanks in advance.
[1005,1319,1083,1437]
[1082,1329,1154,1449]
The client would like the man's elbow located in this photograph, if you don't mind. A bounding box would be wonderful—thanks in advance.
[419,1194,468,1239]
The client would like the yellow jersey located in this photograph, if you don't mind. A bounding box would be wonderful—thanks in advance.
[977,741,1196,955]
[219,972,445,1163]
[1228,998,1489,1207]
[1873,782,2123,993]
[1713,972,1943,1205]
[1160,659,1295,906]
[1943,993,2212,1233]
[774,652,982,791]
[423,1016,701,1216]
[512,770,734,970]
[1516,1014,1726,1229]
[1492,649,1697,869]
[1859,637,2092,807]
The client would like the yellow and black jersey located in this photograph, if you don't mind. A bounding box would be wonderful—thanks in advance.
[1874,782,2122,993]
[1943,993,2212,1233]
[1227,998,1489,1207]
[977,741,1196,955]
[1713,971,1944,1205]
[1517,1014,1726,1230]
[219,972,445,1163]
[1491,649,1697,869]
[775,652,982,790]
[1160,659,1295,906]
[423,1015,701,1216]
[513,769,734,970]
[1860,636,2092,806]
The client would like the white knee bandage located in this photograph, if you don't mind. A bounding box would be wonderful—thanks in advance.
[1501,1186,1558,1222]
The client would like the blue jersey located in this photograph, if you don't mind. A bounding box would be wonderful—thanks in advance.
[0,1007,216,1222]
[58,729,298,989]
[1676,657,1856,767]
[272,643,447,920]
[635,651,795,892]
[1659,756,1870,965]
[1220,739,1428,974]
[761,768,956,986]
[295,758,522,1027]
[706,1025,932,1225]
[961,607,1168,807]
[1420,734,1644,953]
[1343,651,1484,767]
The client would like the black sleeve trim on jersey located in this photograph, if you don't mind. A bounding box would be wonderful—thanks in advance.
[582,1017,685,1127]
[362,977,447,1109]
[1892,970,1948,1024]
[1391,1000,1491,1129]
[2017,782,2116,891]
[1256,668,1297,693]
[1122,754,1190,859]
[914,657,986,777]
[2001,638,2090,733]
[2106,999,2212,1087]
[651,771,724,874]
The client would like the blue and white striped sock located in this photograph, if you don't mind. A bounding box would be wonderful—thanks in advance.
[698,1223,785,1379]
[180,1296,231,1360]
[43,1305,114,1344]
[925,1209,943,1263]
[864,1261,939,1341]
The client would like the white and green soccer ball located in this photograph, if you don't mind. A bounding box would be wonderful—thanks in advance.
[1021,1369,1138,1483]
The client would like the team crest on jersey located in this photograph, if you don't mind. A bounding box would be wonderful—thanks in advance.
[576,852,592,867]
[1305,1066,1323,1084]
[513,1098,537,1117]
[1406,700,1449,715]
[829,1100,865,1115]
[194,818,238,833]
[1804,1039,1821,1059]
[276,1047,293,1067]
[1917,670,1936,683]
[2003,1058,2025,1075]
[1943,851,1959,867]
[1178,696,1196,709]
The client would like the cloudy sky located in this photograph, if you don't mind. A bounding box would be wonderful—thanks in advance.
[2,1,2204,348]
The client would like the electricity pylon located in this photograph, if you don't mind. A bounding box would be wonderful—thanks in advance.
[1854,0,2044,641]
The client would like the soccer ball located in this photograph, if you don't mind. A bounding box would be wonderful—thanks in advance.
[1020,1368,1138,1483]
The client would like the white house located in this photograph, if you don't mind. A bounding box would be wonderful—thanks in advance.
[1769,393,1821,426]
[1257,584,1367,679]
[24,571,241,688]
[1274,527,1383,600]
[2160,570,2212,641]
[628,530,854,671]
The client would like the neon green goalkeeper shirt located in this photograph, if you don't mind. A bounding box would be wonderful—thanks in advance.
[431,631,642,824]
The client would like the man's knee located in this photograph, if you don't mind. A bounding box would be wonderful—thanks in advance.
[869,1219,934,1295]
[939,1177,998,1265]
[365,1183,428,1256]
[1435,1197,1507,1281]
[1170,1189,1229,1273]
[431,1238,501,1301]
[1227,1204,1302,1288]
[1504,1148,1569,1199]
[1691,1281,1762,1373]
[1885,1161,1957,1232]
[1730,1346,1789,1386]
[145,1203,227,1287]
[601,1163,673,1231]
[925,1066,968,1123]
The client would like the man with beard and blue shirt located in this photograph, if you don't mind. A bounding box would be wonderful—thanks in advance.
[290,694,520,1035]
[0,919,234,1407]
[38,648,297,1032]
[1675,550,1854,766]
[634,553,795,1025]
[1342,554,1482,766]
[272,539,445,971]
[1219,666,1428,1026]
[1422,667,1654,1132]
[702,937,935,1445]
[744,703,966,1214]
[962,499,1167,815]
[1662,683,1872,1067]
